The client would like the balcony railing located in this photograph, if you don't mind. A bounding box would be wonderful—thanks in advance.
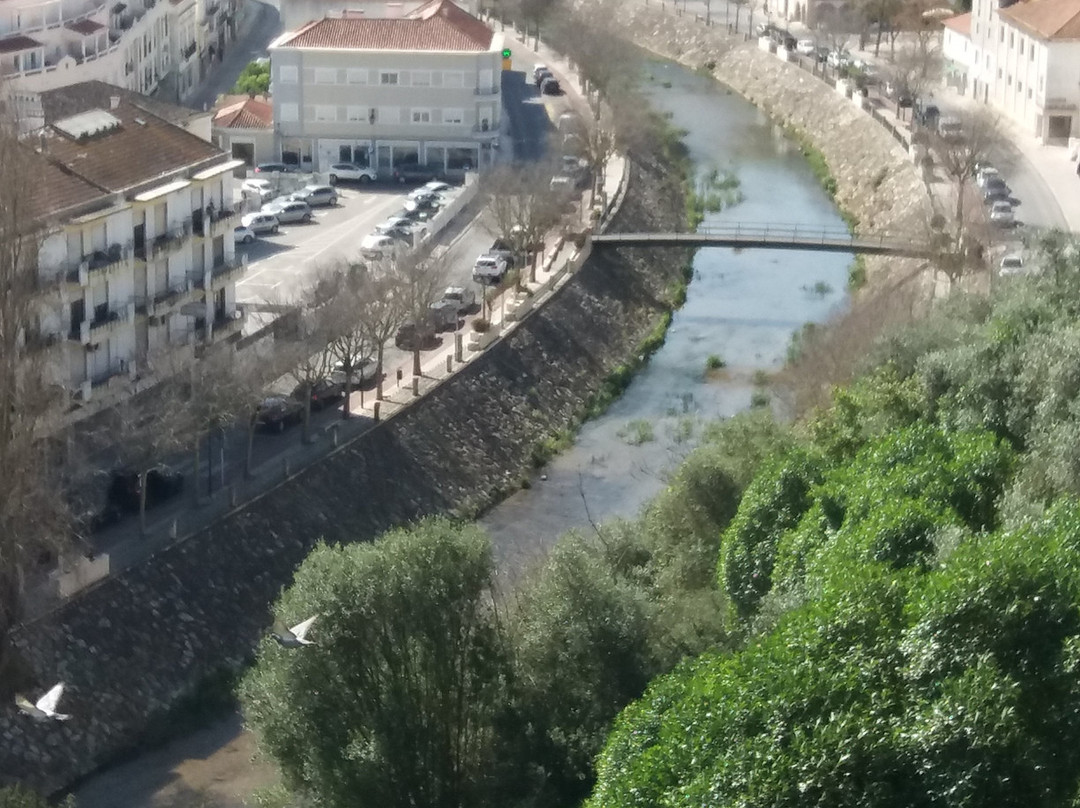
[181,41,196,60]
[65,243,131,285]
[90,359,129,388]
[474,85,499,95]
[197,308,244,342]
[149,219,192,258]
[192,206,234,238]
[208,256,244,288]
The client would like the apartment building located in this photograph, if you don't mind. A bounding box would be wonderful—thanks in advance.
[268,0,502,176]
[30,82,245,420]
[279,0,483,33]
[961,0,1080,142]
[0,0,244,101]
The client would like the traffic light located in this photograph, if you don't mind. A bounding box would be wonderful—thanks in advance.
[501,47,512,70]
[502,48,512,58]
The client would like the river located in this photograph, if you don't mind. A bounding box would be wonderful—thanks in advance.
[483,56,853,580]
[71,57,853,808]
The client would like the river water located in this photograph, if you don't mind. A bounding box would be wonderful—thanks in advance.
[482,57,854,579]
[72,57,854,808]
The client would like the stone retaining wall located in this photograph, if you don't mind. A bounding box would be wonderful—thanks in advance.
[0,155,690,794]
[621,4,934,287]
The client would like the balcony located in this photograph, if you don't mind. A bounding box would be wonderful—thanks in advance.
[474,85,499,96]
[146,279,195,317]
[208,257,244,289]
[84,301,134,339]
[90,359,130,389]
[199,308,244,342]
[68,320,90,344]
[149,220,192,258]
[192,206,235,238]
[65,243,130,287]
[1042,96,1077,111]
[181,40,196,60]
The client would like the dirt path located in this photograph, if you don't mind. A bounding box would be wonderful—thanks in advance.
[72,713,276,808]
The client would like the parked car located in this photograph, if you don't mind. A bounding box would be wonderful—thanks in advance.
[532,63,548,82]
[262,199,313,224]
[827,50,851,69]
[814,45,830,63]
[404,193,441,213]
[392,163,443,184]
[408,184,448,201]
[106,466,184,513]
[795,39,816,55]
[989,200,1015,226]
[291,184,338,207]
[254,162,292,174]
[976,166,1001,188]
[937,117,964,140]
[418,180,453,195]
[473,254,509,284]
[540,76,562,95]
[440,285,477,316]
[241,179,275,203]
[999,254,1025,275]
[395,319,438,350]
[233,225,256,244]
[534,67,553,88]
[360,233,398,259]
[983,178,1011,203]
[255,395,304,432]
[327,162,377,184]
[292,378,344,411]
[429,299,460,331]
[913,101,940,128]
[330,356,381,385]
[240,211,280,234]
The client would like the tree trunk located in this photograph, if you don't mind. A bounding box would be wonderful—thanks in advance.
[138,468,149,535]
[376,345,386,401]
[246,411,257,478]
[342,372,353,420]
[412,345,422,378]
[302,391,313,445]
[954,178,966,248]
[192,432,201,505]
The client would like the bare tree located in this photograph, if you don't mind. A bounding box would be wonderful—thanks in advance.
[0,130,73,693]
[483,165,563,284]
[929,110,1003,248]
[354,260,410,402]
[396,250,449,378]
[549,0,634,116]
[320,263,378,416]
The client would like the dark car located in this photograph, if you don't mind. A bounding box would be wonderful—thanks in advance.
[395,319,438,350]
[534,67,553,88]
[292,378,344,411]
[983,180,1011,204]
[392,163,443,184]
[541,76,562,95]
[914,101,940,128]
[255,395,304,432]
[255,162,293,173]
[106,466,184,513]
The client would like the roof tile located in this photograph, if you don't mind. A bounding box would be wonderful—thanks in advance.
[1000,0,1080,40]
[213,96,274,129]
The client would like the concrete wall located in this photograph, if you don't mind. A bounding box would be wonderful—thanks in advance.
[0,154,690,794]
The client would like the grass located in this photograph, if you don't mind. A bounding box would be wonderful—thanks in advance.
[848,255,868,291]
[750,389,771,409]
[687,168,744,228]
[781,123,860,231]
[618,419,656,445]
[802,280,834,297]
[531,428,575,468]
[705,354,726,370]
[667,416,696,444]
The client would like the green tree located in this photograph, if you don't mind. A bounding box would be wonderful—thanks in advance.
[240,519,507,808]
[232,60,270,96]
[0,786,72,808]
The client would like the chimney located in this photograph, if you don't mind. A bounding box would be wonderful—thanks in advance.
[110,95,120,110]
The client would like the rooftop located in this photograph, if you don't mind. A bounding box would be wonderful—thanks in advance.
[0,34,43,54]
[213,95,274,129]
[39,81,206,128]
[65,18,107,35]
[943,11,971,36]
[1000,0,1080,40]
[276,0,493,51]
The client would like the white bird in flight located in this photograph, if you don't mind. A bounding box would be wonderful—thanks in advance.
[15,683,71,721]
[271,615,318,648]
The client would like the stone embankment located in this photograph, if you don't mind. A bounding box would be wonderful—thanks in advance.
[620,3,935,289]
[0,155,690,794]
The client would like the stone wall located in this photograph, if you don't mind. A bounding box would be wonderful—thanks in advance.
[620,4,934,287]
[0,156,691,794]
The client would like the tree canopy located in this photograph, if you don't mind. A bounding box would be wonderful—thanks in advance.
[232,60,270,96]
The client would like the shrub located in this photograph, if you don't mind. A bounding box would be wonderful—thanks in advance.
[472,317,491,333]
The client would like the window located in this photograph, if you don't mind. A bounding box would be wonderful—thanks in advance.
[380,71,399,85]
[347,68,368,84]
[1017,80,1023,94]
[443,71,464,88]
[346,105,366,122]
[411,108,431,123]
[998,67,1002,79]
[378,106,400,123]
[314,105,337,121]
[1019,39,1024,56]
[999,27,1004,42]
[442,107,463,124]
[1028,88,1033,99]
[314,67,337,84]
[411,70,431,86]
[1030,46,1035,62]
[1008,32,1013,48]
[279,103,298,122]
[478,68,493,91]
[280,65,298,84]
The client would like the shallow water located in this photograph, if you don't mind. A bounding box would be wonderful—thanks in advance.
[482,58,854,578]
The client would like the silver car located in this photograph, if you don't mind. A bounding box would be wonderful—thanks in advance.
[262,199,313,224]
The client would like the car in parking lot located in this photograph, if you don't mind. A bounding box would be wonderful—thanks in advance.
[292,378,345,411]
[409,181,452,200]
[240,211,280,235]
[796,39,816,55]
[395,319,438,350]
[330,356,381,385]
[1000,254,1025,275]
[540,76,561,95]
[263,199,313,224]
[255,395,304,432]
[983,178,1011,203]
[327,163,377,184]
[989,201,1015,226]
[241,178,275,204]
[106,466,184,513]
[534,66,553,87]
[254,162,293,174]
[429,299,460,331]
[937,117,964,140]
[976,166,1001,189]
[289,184,338,208]
[404,193,441,213]
[233,224,256,244]
[360,233,398,260]
[440,285,476,316]
[473,254,508,284]
[392,163,444,184]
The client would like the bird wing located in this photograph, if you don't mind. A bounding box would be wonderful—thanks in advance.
[36,683,65,714]
[289,615,318,641]
[271,619,294,640]
[15,694,39,715]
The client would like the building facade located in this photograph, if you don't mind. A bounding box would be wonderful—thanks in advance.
[29,82,245,421]
[962,0,1080,142]
[268,0,502,176]
[0,0,245,102]
[211,92,274,165]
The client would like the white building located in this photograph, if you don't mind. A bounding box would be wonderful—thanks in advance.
[942,12,975,93]
[0,0,245,101]
[268,0,502,176]
[30,82,245,421]
[963,0,1080,141]
[278,0,483,34]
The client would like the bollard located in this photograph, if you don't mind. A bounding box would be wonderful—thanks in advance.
[373,401,381,422]
[446,355,453,374]
[331,424,339,446]
[284,457,290,478]
[397,368,403,386]
[169,518,178,540]
[230,484,238,508]
[455,333,463,363]
[412,377,419,397]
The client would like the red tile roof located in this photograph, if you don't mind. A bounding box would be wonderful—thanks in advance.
[278,0,493,51]
[1000,0,1080,40]
[65,19,106,35]
[943,11,971,36]
[0,35,43,54]
[213,95,273,129]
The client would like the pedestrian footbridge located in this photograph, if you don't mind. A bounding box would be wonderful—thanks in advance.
[590,222,935,258]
